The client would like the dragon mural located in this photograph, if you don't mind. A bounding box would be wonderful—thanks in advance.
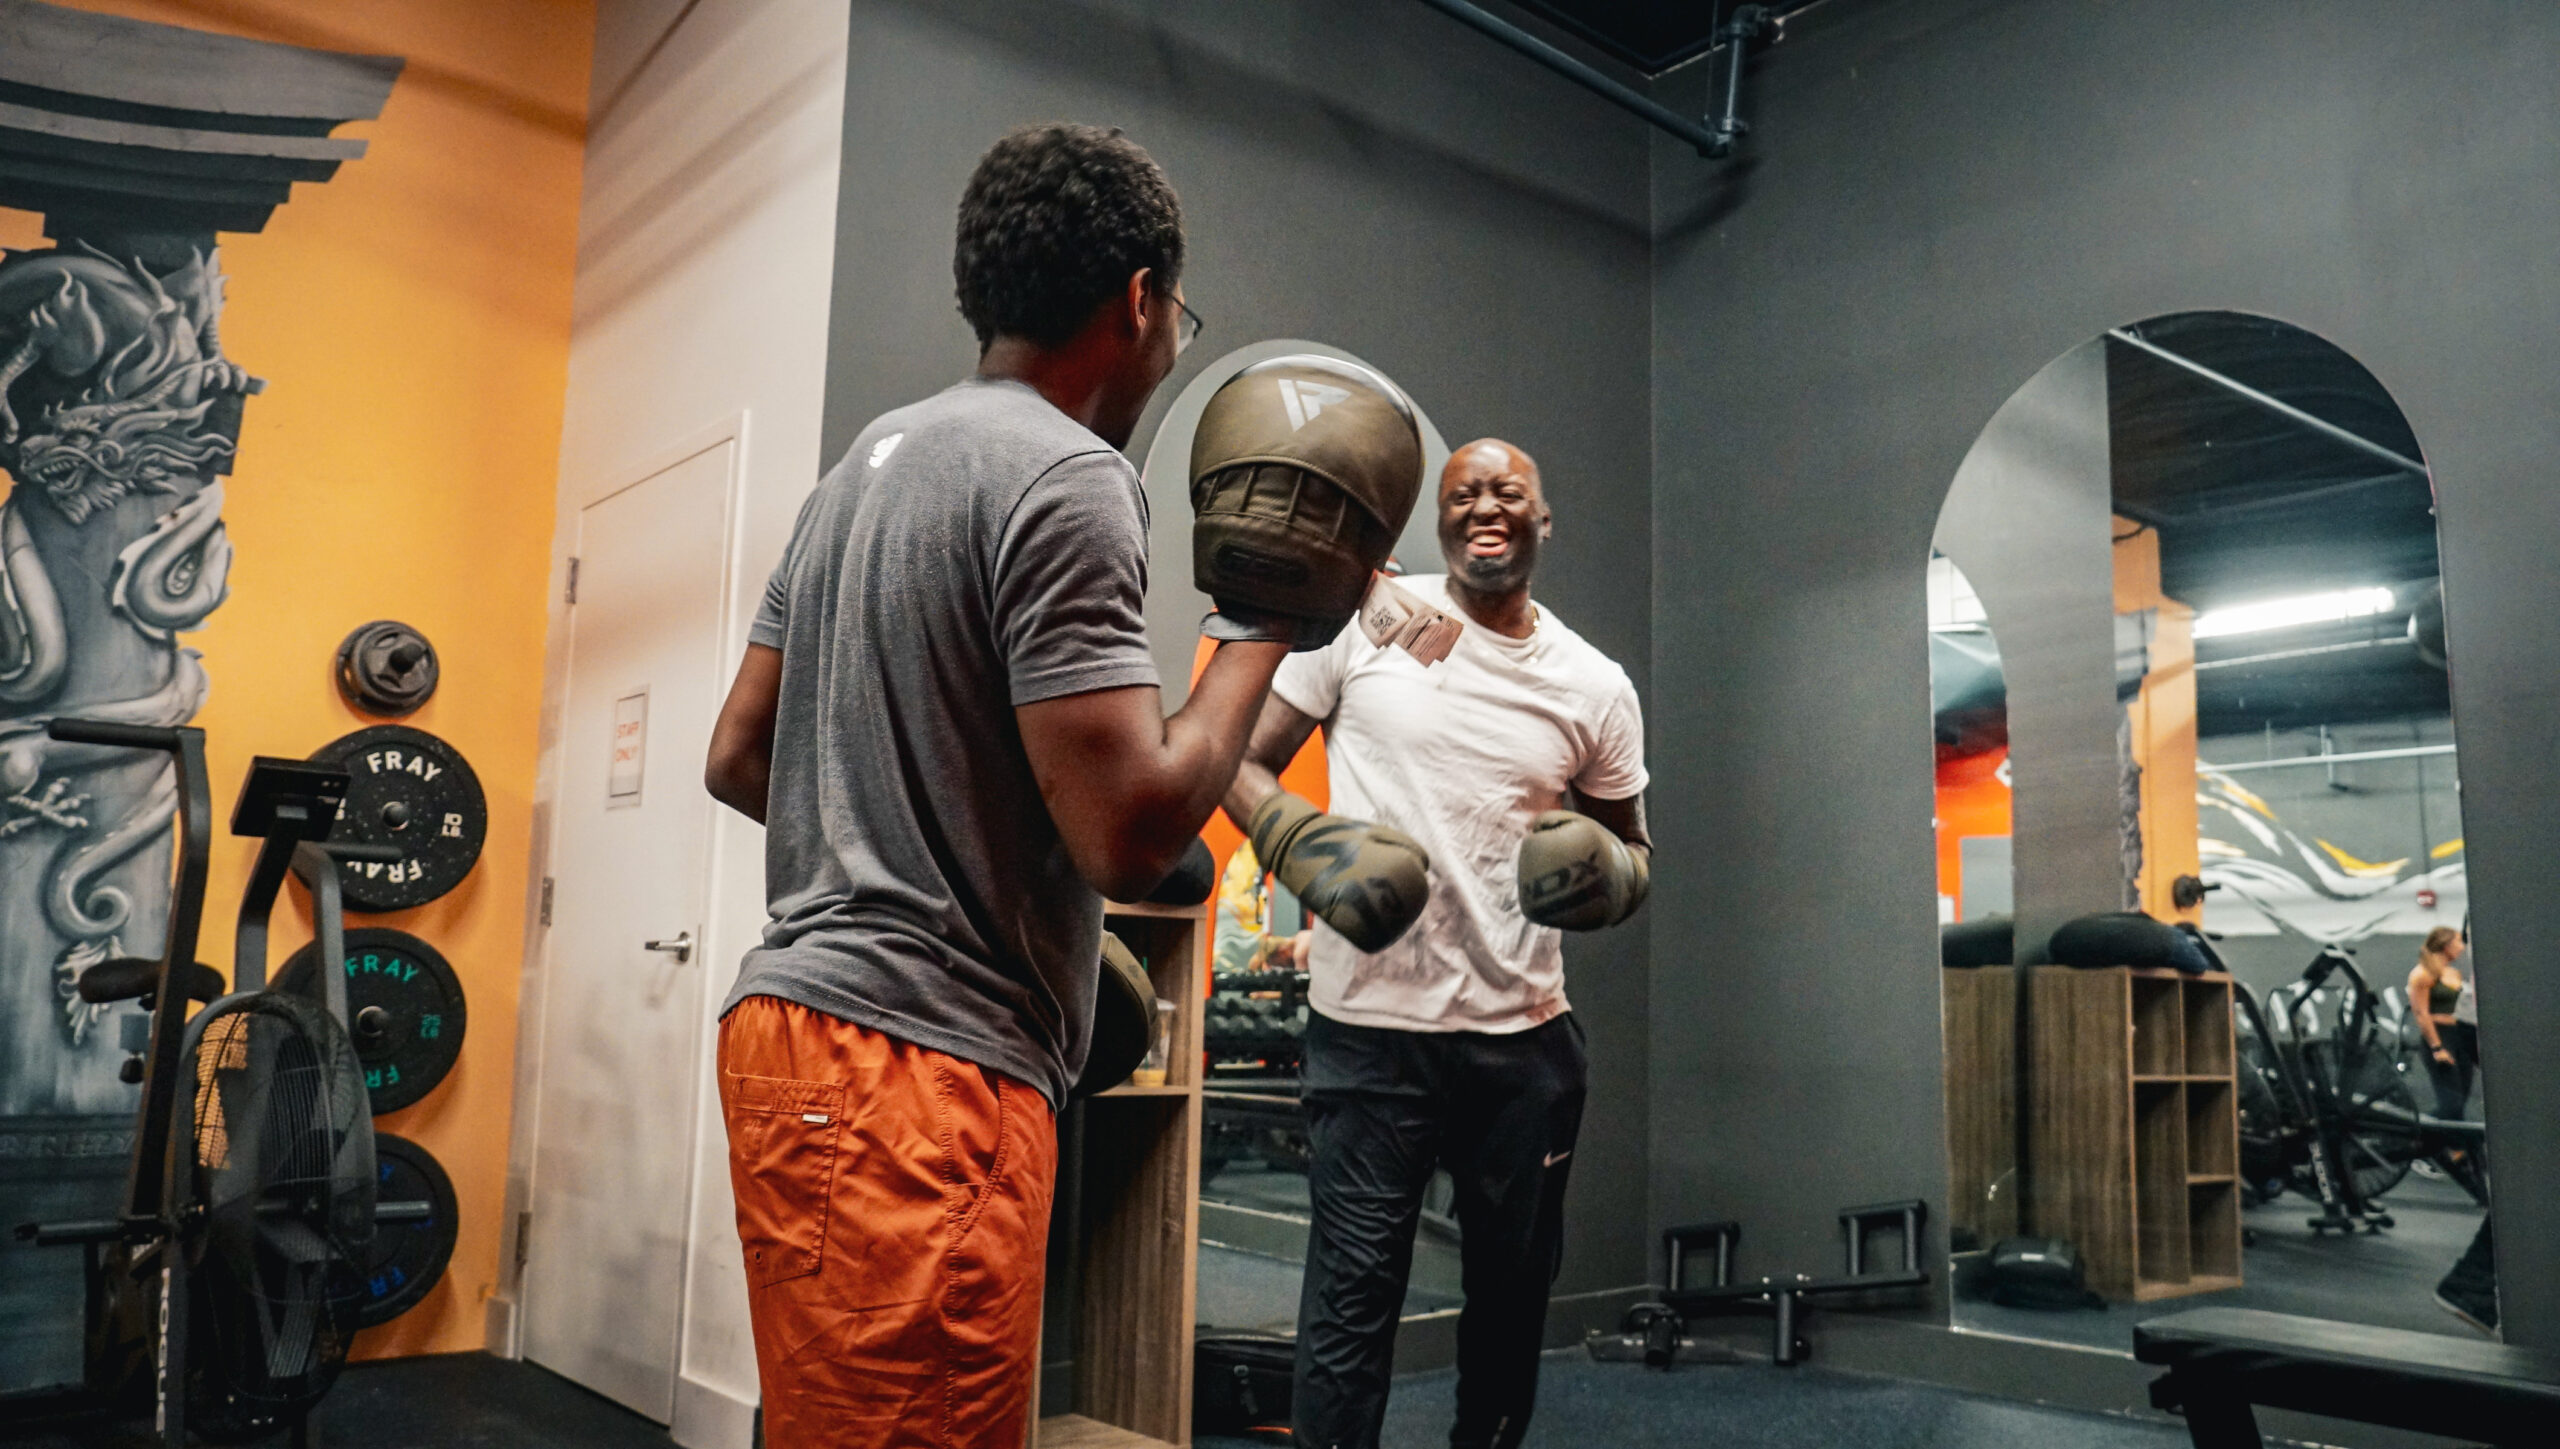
[0,242,252,1112]
[0,0,404,1393]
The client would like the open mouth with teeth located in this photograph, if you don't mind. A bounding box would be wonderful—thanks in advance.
[1466,524,1514,558]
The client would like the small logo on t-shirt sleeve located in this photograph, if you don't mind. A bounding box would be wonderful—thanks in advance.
[868,432,905,468]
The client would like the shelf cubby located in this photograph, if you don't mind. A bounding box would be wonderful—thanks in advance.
[2021,967,2245,1302]
[1037,898,1208,1447]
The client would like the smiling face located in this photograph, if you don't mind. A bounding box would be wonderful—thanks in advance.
[1436,439,1550,595]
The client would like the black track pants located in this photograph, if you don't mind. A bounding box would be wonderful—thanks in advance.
[1291,1011,1587,1449]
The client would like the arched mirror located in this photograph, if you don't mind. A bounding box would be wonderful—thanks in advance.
[1933,313,2491,1351]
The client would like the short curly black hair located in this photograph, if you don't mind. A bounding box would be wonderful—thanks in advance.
[954,123,1184,349]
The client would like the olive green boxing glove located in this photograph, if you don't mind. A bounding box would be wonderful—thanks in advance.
[1247,791,1431,953]
[1516,810,1649,931]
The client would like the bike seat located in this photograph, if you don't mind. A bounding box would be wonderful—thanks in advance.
[78,957,225,1006]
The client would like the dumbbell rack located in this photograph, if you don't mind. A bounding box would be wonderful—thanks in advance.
[1034,898,1209,1448]
[1205,967,1310,1078]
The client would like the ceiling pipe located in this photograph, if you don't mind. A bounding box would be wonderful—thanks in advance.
[2204,741,2454,773]
[1414,0,1773,158]
[2107,327,2427,478]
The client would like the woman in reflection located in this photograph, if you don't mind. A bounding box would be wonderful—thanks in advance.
[2433,920,2496,1336]
[2406,925,2474,1121]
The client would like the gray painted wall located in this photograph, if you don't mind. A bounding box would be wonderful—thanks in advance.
[818,0,1657,1301]
[1650,0,2560,1344]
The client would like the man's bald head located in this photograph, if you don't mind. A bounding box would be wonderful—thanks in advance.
[1437,437,1551,597]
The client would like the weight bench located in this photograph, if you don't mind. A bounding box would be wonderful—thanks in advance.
[2136,1307,2560,1448]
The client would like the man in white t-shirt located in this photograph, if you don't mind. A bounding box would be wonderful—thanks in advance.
[1221,439,1649,1449]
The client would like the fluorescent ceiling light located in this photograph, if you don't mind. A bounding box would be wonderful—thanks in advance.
[2192,586,2395,640]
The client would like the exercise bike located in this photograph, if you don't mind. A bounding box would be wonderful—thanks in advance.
[8,720,419,1446]
[2193,926,2486,1237]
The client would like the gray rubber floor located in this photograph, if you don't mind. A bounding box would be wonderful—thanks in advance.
[0,1351,672,1448]
[1197,1351,2197,1449]
[1958,1172,2489,1350]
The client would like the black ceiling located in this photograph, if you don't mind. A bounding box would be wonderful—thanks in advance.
[2104,312,2446,736]
[1508,0,1824,75]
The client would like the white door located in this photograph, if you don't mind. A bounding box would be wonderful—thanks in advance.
[523,439,734,1419]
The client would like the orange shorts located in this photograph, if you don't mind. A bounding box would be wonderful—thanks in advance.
[719,996,1056,1449]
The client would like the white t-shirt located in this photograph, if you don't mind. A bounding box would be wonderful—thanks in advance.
[1271,575,1647,1034]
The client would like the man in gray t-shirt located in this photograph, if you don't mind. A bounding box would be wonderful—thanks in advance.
[700,126,1297,1447]
[721,375,1164,1105]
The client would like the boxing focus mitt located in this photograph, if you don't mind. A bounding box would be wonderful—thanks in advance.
[1145,836,1217,907]
[1517,810,1649,931]
[1076,931,1156,1097]
[1247,791,1430,953]
[1192,356,1424,649]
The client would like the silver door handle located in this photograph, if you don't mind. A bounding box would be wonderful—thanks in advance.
[643,931,694,964]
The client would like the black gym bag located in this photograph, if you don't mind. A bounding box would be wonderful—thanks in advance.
[1195,1332,1295,1437]
[2046,911,2212,974]
[1941,914,2014,968]
[1978,1237,2105,1311]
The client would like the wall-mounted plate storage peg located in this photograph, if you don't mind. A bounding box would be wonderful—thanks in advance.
[336,619,441,716]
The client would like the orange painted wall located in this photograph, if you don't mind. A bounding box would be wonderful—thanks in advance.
[1188,634,1327,882]
[1934,745,2011,914]
[2113,520,2201,923]
[1,0,592,1358]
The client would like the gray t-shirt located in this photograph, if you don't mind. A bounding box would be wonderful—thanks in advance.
[720,377,1159,1106]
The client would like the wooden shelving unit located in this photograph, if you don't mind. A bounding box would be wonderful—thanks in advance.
[1034,899,1208,1448]
[2024,966,2241,1301]
[1942,967,2019,1247]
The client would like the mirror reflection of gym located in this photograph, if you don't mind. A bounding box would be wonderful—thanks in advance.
[1133,342,1469,1346]
[1932,312,2490,1352]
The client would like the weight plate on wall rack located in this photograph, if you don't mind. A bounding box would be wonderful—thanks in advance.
[352,1133,458,1329]
[309,725,486,911]
[278,928,467,1116]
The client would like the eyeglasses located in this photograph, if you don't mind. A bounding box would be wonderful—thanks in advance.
[1174,295,1204,355]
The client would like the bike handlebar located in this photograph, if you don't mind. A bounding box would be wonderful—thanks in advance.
[45,718,183,752]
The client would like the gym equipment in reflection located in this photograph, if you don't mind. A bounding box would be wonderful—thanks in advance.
[5,723,439,1445]
[2215,934,2486,1234]
[1201,967,1310,1179]
[334,621,441,718]
[1206,967,1309,1075]
[277,930,468,1117]
[1931,313,2482,1347]
[308,725,488,911]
